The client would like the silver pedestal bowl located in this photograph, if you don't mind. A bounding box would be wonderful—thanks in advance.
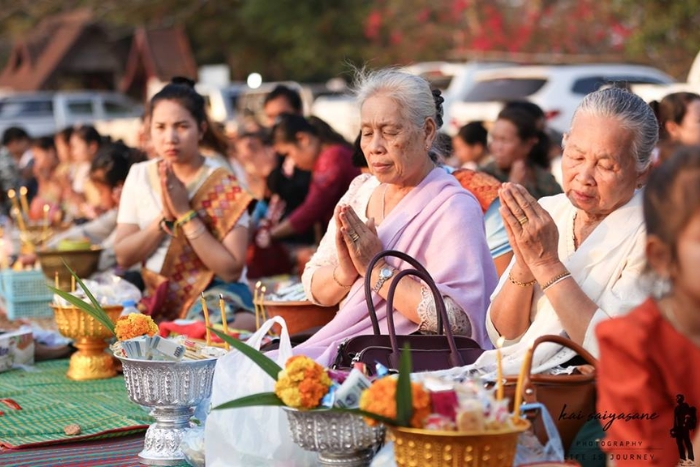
[118,357,218,466]
[284,408,386,466]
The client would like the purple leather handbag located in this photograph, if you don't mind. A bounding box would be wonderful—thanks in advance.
[332,250,484,375]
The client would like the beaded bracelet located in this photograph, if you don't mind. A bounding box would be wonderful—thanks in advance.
[175,210,198,228]
[333,265,353,289]
[508,272,536,287]
[540,271,572,292]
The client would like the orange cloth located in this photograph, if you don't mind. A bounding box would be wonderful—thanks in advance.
[453,168,501,213]
[596,298,700,466]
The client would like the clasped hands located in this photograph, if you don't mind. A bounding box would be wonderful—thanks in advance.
[498,183,563,283]
[159,160,191,221]
[333,204,383,287]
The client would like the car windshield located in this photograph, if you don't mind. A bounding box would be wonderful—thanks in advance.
[463,78,547,102]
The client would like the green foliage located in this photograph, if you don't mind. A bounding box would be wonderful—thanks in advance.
[47,262,115,335]
[395,344,413,427]
[209,327,282,380]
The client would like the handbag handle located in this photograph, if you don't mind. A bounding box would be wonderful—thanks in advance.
[385,268,465,369]
[364,250,447,335]
[521,334,598,403]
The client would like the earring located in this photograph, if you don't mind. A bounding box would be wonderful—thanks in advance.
[653,275,672,298]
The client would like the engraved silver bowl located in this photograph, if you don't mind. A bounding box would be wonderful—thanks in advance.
[284,408,386,466]
[119,357,218,466]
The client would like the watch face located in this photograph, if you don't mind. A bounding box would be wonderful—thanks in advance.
[380,267,393,279]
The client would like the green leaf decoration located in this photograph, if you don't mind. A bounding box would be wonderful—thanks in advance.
[47,261,116,335]
[212,392,284,411]
[395,344,413,427]
[209,327,282,381]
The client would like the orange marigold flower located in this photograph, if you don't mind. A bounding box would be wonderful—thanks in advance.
[115,313,159,341]
[274,356,331,410]
[359,377,431,428]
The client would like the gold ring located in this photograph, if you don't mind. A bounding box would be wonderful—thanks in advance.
[518,216,529,225]
[350,233,360,242]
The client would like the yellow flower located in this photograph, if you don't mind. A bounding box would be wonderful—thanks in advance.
[274,356,331,410]
[115,313,159,341]
[359,377,431,428]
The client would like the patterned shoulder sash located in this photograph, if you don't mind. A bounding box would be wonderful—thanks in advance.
[148,168,253,320]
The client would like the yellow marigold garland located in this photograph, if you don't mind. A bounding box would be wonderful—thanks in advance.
[274,356,332,410]
[359,377,431,428]
[114,313,159,341]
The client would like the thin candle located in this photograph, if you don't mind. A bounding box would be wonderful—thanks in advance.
[54,271,59,289]
[201,292,211,347]
[496,336,505,401]
[260,286,267,323]
[254,281,262,329]
[18,187,30,220]
[7,191,26,231]
[71,274,76,292]
[42,204,50,246]
[219,294,229,351]
[512,343,534,421]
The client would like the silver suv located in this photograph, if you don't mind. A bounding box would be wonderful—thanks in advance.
[0,91,143,137]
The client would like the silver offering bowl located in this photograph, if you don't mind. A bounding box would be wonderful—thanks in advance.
[284,407,386,466]
[118,357,217,466]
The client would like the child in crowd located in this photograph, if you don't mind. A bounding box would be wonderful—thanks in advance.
[452,121,489,170]
[66,125,103,220]
[28,137,62,222]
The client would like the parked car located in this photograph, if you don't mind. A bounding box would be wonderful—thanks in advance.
[400,61,465,92]
[196,82,247,125]
[236,81,315,126]
[446,64,675,135]
[0,91,143,138]
[632,50,700,102]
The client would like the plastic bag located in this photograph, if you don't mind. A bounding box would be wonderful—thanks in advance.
[515,402,565,465]
[181,426,205,467]
[205,316,317,467]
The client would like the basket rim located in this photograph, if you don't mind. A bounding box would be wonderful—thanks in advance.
[36,246,104,255]
[390,418,530,437]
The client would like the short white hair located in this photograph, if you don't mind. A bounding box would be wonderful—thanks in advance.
[569,87,658,172]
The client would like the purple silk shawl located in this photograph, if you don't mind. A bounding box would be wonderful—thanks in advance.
[295,168,497,366]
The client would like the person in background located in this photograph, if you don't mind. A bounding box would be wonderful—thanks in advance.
[650,92,700,164]
[67,125,103,220]
[263,85,313,244]
[0,129,20,214]
[547,128,564,187]
[597,147,700,466]
[265,114,359,246]
[481,106,562,199]
[453,121,489,170]
[235,130,277,200]
[28,137,62,222]
[49,142,144,271]
[1,127,34,200]
[53,127,74,203]
[114,78,255,329]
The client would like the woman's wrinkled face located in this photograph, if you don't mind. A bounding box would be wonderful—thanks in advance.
[561,112,642,218]
[150,99,203,164]
[359,95,433,186]
[488,119,533,170]
[669,99,700,146]
[273,133,318,171]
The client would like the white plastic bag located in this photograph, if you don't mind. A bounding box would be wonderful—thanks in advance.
[205,316,316,467]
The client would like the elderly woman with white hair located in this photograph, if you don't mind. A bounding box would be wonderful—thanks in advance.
[480,87,658,373]
[290,68,499,365]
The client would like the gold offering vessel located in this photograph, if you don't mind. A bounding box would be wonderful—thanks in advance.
[52,304,123,380]
[389,419,530,467]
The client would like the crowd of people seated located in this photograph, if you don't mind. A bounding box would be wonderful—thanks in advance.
[3,69,699,466]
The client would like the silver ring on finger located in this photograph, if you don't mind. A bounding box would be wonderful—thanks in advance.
[350,232,360,243]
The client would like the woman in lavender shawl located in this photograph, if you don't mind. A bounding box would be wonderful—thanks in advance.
[296,69,498,366]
